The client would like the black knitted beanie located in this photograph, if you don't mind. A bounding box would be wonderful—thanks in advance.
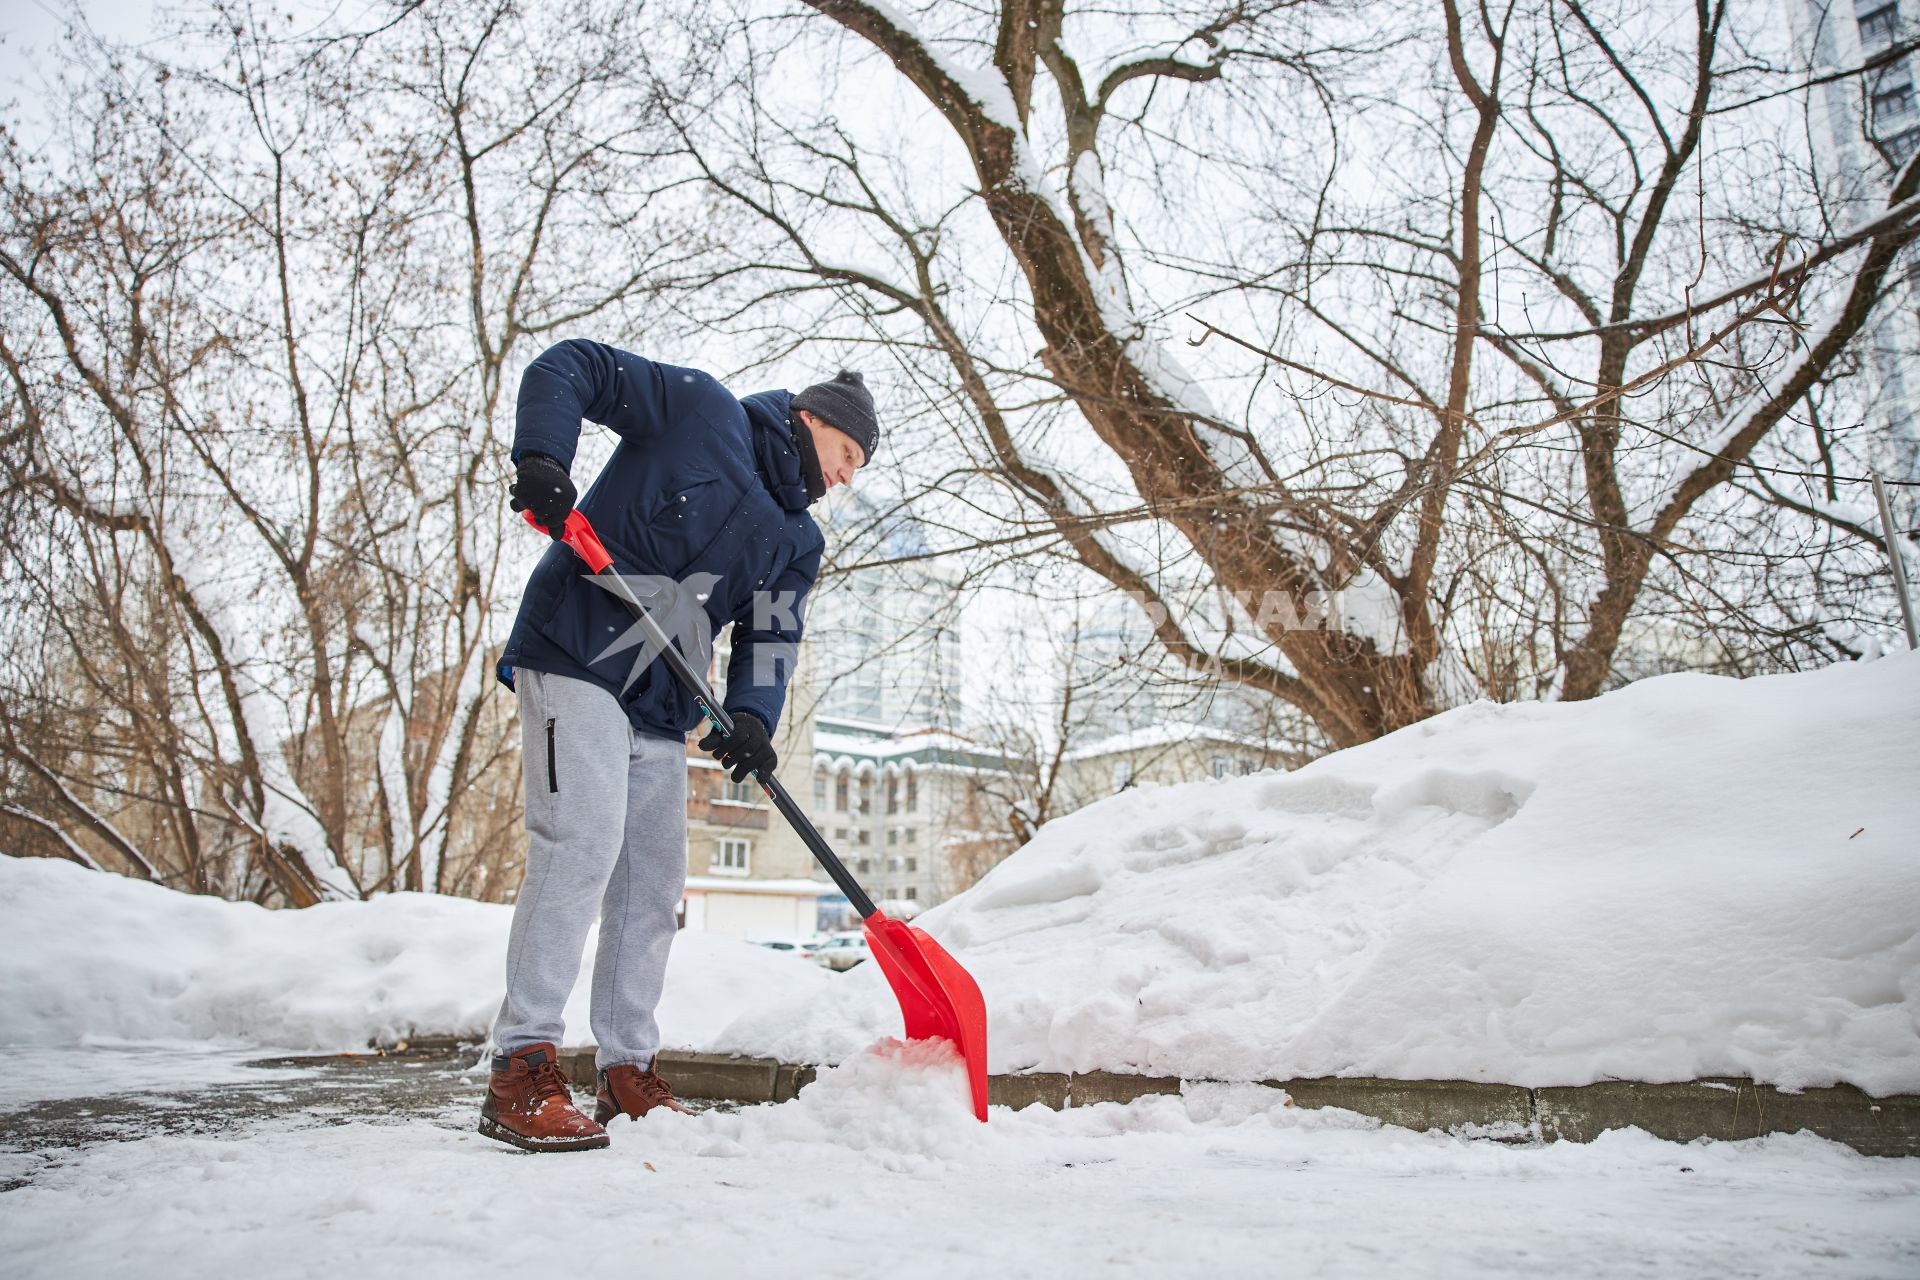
[791,370,880,463]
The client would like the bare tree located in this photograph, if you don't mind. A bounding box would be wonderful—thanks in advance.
[0,0,713,899]
[662,0,1918,748]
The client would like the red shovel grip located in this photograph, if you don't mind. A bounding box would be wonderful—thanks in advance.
[523,509,613,575]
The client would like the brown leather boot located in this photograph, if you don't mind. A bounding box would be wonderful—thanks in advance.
[595,1061,695,1123]
[478,1043,609,1152]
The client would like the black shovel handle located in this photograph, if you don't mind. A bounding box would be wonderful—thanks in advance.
[528,510,878,920]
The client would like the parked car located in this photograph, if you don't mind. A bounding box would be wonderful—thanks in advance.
[752,938,823,961]
[812,932,871,971]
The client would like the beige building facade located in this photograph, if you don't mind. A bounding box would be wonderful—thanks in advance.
[1057,722,1286,814]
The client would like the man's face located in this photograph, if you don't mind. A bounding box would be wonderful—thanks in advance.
[798,410,867,491]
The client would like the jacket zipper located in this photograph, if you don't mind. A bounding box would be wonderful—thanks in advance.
[545,718,558,794]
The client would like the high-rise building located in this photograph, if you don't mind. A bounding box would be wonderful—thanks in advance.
[1064,594,1213,737]
[805,489,964,732]
[1062,592,1302,743]
[1789,0,1920,468]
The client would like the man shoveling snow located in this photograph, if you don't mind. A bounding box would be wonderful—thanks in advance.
[485,339,879,1152]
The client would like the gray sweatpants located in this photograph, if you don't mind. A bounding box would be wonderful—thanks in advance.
[493,668,688,1069]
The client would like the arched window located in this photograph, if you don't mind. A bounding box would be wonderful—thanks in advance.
[905,769,919,813]
[834,770,849,812]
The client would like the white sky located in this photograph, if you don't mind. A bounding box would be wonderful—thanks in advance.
[0,0,161,143]
[0,0,157,77]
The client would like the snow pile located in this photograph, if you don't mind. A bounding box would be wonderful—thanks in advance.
[5,655,1914,1092]
[0,860,828,1052]
[653,1039,995,1170]
[719,654,1920,1094]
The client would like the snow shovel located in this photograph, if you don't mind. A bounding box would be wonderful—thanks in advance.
[528,509,990,1121]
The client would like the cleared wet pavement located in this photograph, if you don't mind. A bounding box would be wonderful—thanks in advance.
[0,1047,478,1189]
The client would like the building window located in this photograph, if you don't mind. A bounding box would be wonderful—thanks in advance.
[835,772,849,812]
[724,776,756,803]
[814,771,828,806]
[888,828,898,845]
[1873,78,1915,125]
[907,828,918,844]
[1211,755,1232,779]
[904,886,918,901]
[857,829,870,845]
[856,858,871,874]
[1890,125,1920,162]
[905,771,918,813]
[905,857,917,872]
[1111,760,1133,792]
[1858,3,1899,50]
[858,776,872,814]
[888,855,903,872]
[886,775,899,814]
[712,838,750,874]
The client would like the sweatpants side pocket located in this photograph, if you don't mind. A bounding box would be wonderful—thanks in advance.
[545,717,559,794]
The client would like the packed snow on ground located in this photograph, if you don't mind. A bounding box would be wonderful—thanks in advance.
[2,1043,1916,1280]
[720,653,1920,1094]
[0,856,830,1065]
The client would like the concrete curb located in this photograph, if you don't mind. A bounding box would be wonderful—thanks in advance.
[559,1049,1919,1157]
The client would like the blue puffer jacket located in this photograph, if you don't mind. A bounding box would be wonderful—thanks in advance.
[498,339,824,740]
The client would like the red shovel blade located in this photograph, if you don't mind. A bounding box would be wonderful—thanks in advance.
[863,912,989,1122]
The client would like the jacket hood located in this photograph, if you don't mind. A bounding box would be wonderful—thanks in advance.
[740,390,810,513]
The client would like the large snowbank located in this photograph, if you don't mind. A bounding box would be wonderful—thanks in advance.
[719,654,1920,1094]
[5,655,1914,1094]
[0,860,828,1053]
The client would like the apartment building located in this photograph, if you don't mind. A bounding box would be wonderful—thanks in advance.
[805,716,1017,921]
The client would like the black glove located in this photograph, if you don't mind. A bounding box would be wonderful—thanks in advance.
[699,711,775,783]
[509,452,576,539]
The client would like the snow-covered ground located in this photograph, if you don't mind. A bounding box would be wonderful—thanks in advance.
[3,656,1918,1276]
[3,1045,1916,1279]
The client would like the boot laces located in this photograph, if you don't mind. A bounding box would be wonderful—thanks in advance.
[607,1065,678,1112]
[526,1058,573,1107]
[634,1071,676,1106]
